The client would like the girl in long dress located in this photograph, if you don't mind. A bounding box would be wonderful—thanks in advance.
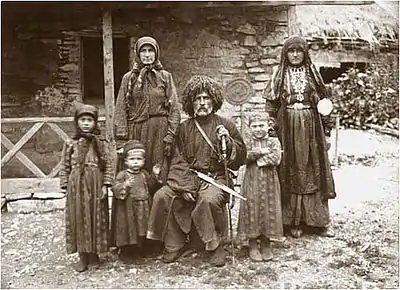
[59,104,113,272]
[237,114,283,261]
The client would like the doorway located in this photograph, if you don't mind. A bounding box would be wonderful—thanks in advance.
[82,37,130,105]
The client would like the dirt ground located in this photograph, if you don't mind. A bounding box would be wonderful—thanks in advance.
[1,129,399,289]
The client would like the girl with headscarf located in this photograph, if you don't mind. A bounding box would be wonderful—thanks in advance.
[59,103,113,272]
[264,36,336,238]
[114,36,180,184]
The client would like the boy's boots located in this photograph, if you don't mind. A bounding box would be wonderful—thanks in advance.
[74,252,89,272]
[248,238,262,262]
[260,238,273,261]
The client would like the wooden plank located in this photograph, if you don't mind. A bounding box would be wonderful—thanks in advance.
[288,5,298,36]
[1,134,46,177]
[1,178,61,195]
[46,122,71,142]
[1,122,44,167]
[48,160,63,178]
[1,116,106,124]
[102,9,115,143]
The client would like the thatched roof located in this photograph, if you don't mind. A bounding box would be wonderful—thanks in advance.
[296,2,399,45]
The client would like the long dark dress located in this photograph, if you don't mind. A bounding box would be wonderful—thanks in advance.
[114,70,180,183]
[59,137,113,254]
[237,137,284,243]
[110,169,161,247]
[266,75,335,228]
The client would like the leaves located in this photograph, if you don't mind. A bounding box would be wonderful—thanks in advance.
[329,57,399,130]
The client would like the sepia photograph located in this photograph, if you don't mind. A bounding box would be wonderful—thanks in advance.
[1,0,398,288]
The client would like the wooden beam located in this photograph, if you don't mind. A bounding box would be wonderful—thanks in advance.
[1,133,46,177]
[1,178,61,195]
[1,122,44,167]
[1,116,106,124]
[288,5,298,36]
[48,160,63,178]
[102,9,115,143]
[46,122,71,142]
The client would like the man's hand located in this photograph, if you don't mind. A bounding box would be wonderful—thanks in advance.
[229,195,235,209]
[182,192,196,202]
[117,148,124,154]
[60,188,67,196]
[216,125,230,141]
[100,186,109,200]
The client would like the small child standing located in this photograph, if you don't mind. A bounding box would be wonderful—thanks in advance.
[59,104,113,272]
[237,114,283,262]
[110,140,162,263]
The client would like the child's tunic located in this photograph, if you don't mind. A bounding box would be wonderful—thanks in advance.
[59,137,113,254]
[110,170,159,247]
[237,137,284,242]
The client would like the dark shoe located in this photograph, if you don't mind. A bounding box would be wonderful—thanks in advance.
[119,247,132,264]
[209,245,226,267]
[290,227,303,238]
[74,252,88,272]
[89,253,100,265]
[162,249,184,263]
[249,239,262,262]
[260,239,273,261]
[318,227,335,237]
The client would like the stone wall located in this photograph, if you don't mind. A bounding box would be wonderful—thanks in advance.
[3,5,289,119]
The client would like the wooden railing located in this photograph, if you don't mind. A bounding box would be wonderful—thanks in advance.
[1,116,106,209]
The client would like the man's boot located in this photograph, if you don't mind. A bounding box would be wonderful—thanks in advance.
[162,246,185,263]
[260,237,273,261]
[248,238,262,262]
[209,244,226,267]
[290,227,303,238]
[74,252,89,272]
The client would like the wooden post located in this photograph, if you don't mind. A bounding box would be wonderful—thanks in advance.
[288,5,298,36]
[102,9,116,221]
[333,114,340,166]
[102,9,115,143]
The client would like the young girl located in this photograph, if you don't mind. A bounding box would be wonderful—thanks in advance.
[59,103,113,272]
[110,140,162,263]
[237,114,283,262]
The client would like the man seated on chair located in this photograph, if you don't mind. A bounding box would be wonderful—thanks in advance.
[146,75,247,267]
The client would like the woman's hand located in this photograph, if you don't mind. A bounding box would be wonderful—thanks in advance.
[325,136,331,150]
[152,163,161,176]
[117,148,124,154]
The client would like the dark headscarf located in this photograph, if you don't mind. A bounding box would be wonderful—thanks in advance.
[125,36,164,123]
[181,75,224,117]
[269,35,329,102]
[73,103,106,170]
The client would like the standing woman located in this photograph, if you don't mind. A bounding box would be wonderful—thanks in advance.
[114,36,180,184]
[264,35,336,238]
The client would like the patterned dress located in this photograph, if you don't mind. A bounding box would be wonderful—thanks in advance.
[59,137,113,254]
[237,137,284,243]
[265,68,335,228]
[110,170,161,247]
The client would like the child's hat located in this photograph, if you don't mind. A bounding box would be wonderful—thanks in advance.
[123,140,146,157]
[75,103,98,120]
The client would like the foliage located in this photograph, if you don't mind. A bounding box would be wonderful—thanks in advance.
[31,86,73,116]
[329,58,399,130]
